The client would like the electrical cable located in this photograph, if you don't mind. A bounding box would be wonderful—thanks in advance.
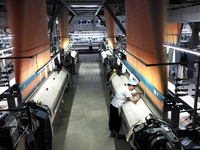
[158,119,179,137]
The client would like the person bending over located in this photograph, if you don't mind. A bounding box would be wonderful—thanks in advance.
[109,79,142,139]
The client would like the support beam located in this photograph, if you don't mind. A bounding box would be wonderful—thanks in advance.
[104,4,126,35]
[68,14,75,25]
[50,5,56,43]
[189,22,200,49]
[66,5,76,16]
[95,0,107,15]
[48,4,64,30]
[57,6,69,50]
[193,58,200,129]
[46,0,62,5]
[176,23,183,45]
[7,0,50,87]
[104,0,124,5]
[97,14,106,28]
[95,5,103,16]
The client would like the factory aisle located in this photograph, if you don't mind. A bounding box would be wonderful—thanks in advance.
[52,53,131,150]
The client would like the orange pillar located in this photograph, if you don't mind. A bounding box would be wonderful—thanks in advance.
[7,0,50,86]
[125,0,166,110]
[164,23,180,45]
[104,5,116,50]
[57,6,69,51]
[7,0,50,98]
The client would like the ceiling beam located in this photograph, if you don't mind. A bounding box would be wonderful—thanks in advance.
[69,14,75,25]
[65,5,77,16]
[48,4,64,30]
[59,0,77,15]
[95,0,107,15]
[95,5,102,16]
[104,5,126,35]
[46,0,62,5]
[104,0,124,5]
[97,14,106,28]
[60,1,102,5]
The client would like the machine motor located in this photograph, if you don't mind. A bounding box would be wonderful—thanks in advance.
[133,114,182,150]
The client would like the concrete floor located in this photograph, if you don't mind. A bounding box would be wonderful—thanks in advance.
[52,53,131,150]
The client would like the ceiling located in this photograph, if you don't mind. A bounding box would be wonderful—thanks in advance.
[0,0,199,17]
[0,0,200,29]
[0,0,200,16]
[46,0,125,16]
[167,0,200,10]
[46,0,200,17]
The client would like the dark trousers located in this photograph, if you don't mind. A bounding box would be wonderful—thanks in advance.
[109,104,121,133]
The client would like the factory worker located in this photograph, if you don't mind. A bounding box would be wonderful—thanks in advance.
[109,79,142,139]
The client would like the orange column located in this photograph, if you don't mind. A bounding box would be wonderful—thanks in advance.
[7,0,50,85]
[125,0,166,110]
[104,5,116,50]
[164,23,180,45]
[57,6,69,51]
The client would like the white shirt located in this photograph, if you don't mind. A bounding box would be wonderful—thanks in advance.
[111,86,132,115]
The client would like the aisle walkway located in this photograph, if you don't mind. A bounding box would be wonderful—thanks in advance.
[52,54,131,150]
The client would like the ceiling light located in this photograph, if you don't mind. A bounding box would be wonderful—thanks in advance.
[71,5,98,8]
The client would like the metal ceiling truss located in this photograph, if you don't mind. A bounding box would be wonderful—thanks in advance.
[48,4,64,29]
[104,4,126,35]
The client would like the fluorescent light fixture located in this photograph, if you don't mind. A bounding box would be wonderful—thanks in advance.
[71,5,98,8]
[69,32,107,38]
[163,45,200,56]
[0,37,12,40]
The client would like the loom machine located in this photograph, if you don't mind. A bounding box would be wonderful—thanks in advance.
[100,42,200,150]
[0,101,53,150]
[0,47,78,149]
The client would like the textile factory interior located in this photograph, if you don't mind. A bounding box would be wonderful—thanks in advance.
[0,0,200,150]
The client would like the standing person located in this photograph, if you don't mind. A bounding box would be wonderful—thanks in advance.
[109,79,142,139]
